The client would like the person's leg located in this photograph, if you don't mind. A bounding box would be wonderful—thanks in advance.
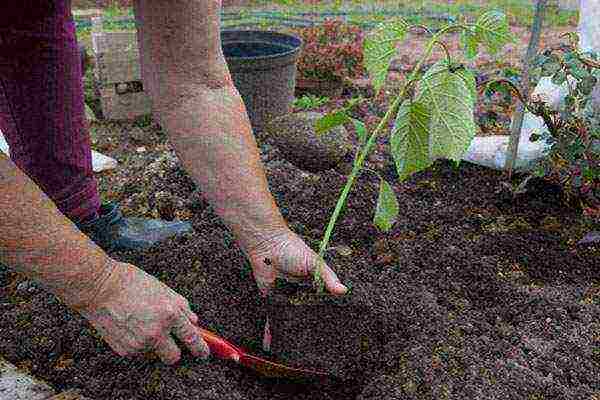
[0,0,193,252]
[0,0,100,223]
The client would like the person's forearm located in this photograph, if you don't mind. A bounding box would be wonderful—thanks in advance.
[157,83,289,253]
[0,155,114,308]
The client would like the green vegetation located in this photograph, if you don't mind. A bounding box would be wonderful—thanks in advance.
[311,10,516,290]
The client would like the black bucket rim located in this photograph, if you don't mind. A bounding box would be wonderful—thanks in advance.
[220,29,303,62]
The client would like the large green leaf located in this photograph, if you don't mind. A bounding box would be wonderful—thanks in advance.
[460,28,480,60]
[315,110,350,136]
[352,118,367,144]
[473,10,514,55]
[416,60,477,161]
[390,101,432,181]
[373,178,399,232]
[363,19,408,95]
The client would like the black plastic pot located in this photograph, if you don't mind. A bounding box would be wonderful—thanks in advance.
[221,30,302,135]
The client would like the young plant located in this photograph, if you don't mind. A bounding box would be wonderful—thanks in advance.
[311,11,516,291]
[487,34,600,209]
[293,94,330,111]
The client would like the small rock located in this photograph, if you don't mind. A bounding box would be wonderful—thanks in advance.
[264,111,353,173]
[578,231,600,246]
[348,77,374,98]
[332,245,353,257]
[16,280,39,294]
[116,82,129,94]
[129,126,147,143]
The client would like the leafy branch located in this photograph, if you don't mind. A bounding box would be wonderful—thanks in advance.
[311,11,516,291]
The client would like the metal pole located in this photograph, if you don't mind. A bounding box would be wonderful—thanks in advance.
[505,0,548,177]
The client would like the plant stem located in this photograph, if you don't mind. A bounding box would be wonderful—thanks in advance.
[505,0,547,177]
[313,27,451,291]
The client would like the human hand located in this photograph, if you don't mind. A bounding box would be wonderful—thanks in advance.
[245,229,348,297]
[75,261,210,365]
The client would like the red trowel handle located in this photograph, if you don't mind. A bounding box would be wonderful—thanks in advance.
[197,327,242,362]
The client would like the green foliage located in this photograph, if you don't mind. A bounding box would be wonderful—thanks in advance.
[460,10,516,60]
[416,60,477,161]
[495,38,600,208]
[363,19,408,95]
[373,179,399,232]
[352,118,367,145]
[314,110,350,135]
[534,50,599,207]
[311,10,513,291]
[390,101,431,181]
[293,95,330,111]
[293,19,365,82]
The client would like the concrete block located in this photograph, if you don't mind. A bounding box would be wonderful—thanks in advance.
[98,85,152,121]
[95,50,142,84]
[92,31,138,55]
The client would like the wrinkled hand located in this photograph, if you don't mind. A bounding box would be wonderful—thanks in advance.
[76,261,210,365]
[246,229,348,297]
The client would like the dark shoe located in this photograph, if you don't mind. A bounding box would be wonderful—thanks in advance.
[76,202,193,252]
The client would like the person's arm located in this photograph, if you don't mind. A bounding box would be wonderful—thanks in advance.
[0,153,114,309]
[0,153,209,363]
[133,0,287,254]
[133,0,347,297]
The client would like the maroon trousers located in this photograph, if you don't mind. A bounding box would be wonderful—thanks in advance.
[0,0,100,222]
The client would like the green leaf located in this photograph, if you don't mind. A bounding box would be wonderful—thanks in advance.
[373,178,399,232]
[541,55,562,76]
[578,75,597,95]
[472,10,514,55]
[551,70,567,85]
[314,110,350,136]
[84,103,96,121]
[416,60,477,161]
[460,28,479,60]
[363,19,408,95]
[352,118,367,144]
[390,101,432,181]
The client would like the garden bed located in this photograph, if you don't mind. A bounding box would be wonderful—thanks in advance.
[0,111,599,399]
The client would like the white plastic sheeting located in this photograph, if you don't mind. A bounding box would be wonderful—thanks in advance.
[464,0,600,171]
[0,130,118,173]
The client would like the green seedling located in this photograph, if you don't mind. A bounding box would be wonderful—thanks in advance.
[292,95,331,111]
[311,10,516,291]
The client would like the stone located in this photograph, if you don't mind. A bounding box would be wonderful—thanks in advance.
[578,231,600,246]
[16,280,39,295]
[0,356,56,400]
[264,111,353,173]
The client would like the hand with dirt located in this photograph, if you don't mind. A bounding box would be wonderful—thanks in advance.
[245,229,348,297]
[244,229,348,351]
[76,260,210,365]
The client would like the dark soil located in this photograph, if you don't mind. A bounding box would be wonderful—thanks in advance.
[1,112,599,399]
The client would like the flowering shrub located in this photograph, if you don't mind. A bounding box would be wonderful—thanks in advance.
[294,19,366,82]
[489,36,600,209]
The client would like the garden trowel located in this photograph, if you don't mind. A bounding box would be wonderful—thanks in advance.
[196,327,330,380]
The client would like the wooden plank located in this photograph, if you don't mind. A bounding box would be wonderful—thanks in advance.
[0,356,56,400]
